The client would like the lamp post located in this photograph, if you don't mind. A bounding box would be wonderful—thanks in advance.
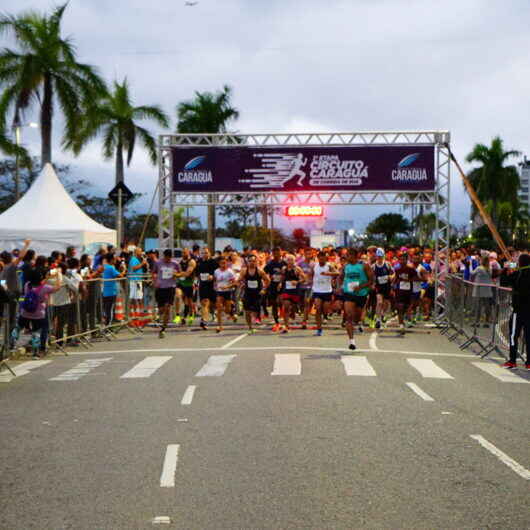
[12,117,38,201]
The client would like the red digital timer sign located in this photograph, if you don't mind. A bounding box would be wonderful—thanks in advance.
[285,206,324,217]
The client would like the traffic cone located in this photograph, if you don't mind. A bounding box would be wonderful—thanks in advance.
[115,297,124,321]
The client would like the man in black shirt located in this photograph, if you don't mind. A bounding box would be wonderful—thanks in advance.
[502,253,530,370]
[196,247,219,329]
[264,247,286,331]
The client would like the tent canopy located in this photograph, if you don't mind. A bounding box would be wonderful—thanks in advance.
[0,163,116,254]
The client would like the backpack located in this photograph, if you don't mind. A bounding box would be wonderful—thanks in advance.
[21,284,42,313]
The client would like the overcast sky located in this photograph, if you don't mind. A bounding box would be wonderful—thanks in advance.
[3,0,529,232]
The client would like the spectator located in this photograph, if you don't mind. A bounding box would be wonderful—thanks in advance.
[48,262,78,347]
[471,255,493,327]
[502,253,530,369]
[101,253,125,325]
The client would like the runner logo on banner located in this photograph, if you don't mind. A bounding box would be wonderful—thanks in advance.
[171,145,435,193]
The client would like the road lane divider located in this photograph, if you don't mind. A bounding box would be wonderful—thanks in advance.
[341,356,377,376]
[120,356,171,379]
[472,362,529,383]
[470,435,530,480]
[407,358,454,379]
[221,334,247,349]
[181,385,196,405]
[50,358,112,381]
[271,354,301,375]
[195,355,236,377]
[160,444,180,487]
[406,382,435,401]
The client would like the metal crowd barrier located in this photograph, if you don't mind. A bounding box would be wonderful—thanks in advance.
[442,274,527,362]
[1,276,157,359]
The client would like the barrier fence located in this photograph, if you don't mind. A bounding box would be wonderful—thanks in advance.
[442,274,526,362]
[0,275,158,363]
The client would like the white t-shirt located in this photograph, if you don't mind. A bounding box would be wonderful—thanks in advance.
[312,263,333,294]
[214,268,236,291]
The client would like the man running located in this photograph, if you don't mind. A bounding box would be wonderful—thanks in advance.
[152,249,181,338]
[341,248,374,350]
[297,247,314,329]
[239,254,270,334]
[372,248,394,329]
[311,251,339,336]
[177,248,196,326]
[264,247,286,331]
[393,252,419,334]
[279,255,306,333]
[196,247,218,330]
[214,256,238,333]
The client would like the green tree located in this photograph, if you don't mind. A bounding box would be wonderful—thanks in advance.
[0,3,106,167]
[67,79,169,241]
[0,128,30,168]
[366,213,411,244]
[242,226,287,250]
[413,212,436,245]
[176,85,239,253]
[466,136,520,227]
[292,228,309,248]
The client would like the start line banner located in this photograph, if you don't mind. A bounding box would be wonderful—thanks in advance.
[171,145,436,193]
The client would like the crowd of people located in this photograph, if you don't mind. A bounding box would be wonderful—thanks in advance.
[0,240,528,369]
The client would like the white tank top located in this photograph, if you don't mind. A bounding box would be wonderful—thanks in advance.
[312,263,333,293]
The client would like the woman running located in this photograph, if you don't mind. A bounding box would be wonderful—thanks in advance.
[214,257,238,333]
[239,254,270,334]
[310,251,339,336]
[372,248,394,329]
[279,255,306,333]
[341,248,374,350]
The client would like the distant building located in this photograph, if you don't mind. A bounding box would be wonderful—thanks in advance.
[518,156,530,213]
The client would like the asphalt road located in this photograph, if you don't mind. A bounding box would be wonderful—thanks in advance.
[1,321,529,529]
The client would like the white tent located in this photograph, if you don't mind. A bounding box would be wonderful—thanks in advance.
[0,163,116,255]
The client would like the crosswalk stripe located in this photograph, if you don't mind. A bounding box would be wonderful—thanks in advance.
[406,382,435,401]
[271,354,301,375]
[472,362,529,384]
[120,356,171,379]
[50,358,112,381]
[341,356,377,376]
[0,360,52,383]
[407,359,454,379]
[195,355,236,377]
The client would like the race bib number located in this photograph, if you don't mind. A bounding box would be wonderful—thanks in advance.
[247,280,258,289]
[200,273,210,282]
[399,281,411,291]
[377,275,388,285]
[161,267,173,280]
[412,281,422,293]
[348,281,360,292]
[285,281,296,290]
[273,274,282,282]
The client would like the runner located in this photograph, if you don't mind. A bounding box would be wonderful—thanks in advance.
[310,251,339,336]
[372,248,394,329]
[239,254,270,334]
[177,248,196,326]
[196,247,218,330]
[393,252,419,334]
[152,249,181,338]
[279,254,306,333]
[297,247,314,329]
[341,248,374,350]
[418,253,434,320]
[214,256,238,333]
[408,253,425,326]
[264,247,286,331]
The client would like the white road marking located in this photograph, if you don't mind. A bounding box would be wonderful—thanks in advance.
[195,355,236,377]
[407,358,454,379]
[341,356,377,376]
[50,358,112,381]
[271,354,301,375]
[221,333,247,349]
[406,382,435,401]
[120,356,171,379]
[0,360,51,382]
[181,385,196,405]
[470,435,530,480]
[472,362,529,384]
[160,444,180,487]
[152,516,171,524]
[369,332,379,351]
[84,346,478,359]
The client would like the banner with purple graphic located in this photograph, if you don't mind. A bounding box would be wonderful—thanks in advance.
[171,145,436,193]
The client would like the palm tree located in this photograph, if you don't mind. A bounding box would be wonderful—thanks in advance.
[0,128,30,166]
[176,85,239,252]
[67,79,169,241]
[466,136,520,226]
[0,3,106,167]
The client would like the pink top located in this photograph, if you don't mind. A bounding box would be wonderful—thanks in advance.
[21,284,55,319]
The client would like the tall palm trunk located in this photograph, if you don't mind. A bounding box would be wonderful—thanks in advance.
[115,139,125,245]
[40,73,53,167]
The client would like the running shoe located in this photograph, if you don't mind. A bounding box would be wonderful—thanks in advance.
[232,315,238,323]
[315,329,323,336]
[399,324,405,335]
[406,320,414,328]
[158,329,165,339]
[281,327,289,334]
[255,317,261,324]
[200,321,207,330]
[216,327,222,334]
[301,322,307,330]
[375,319,381,329]
[348,339,356,351]
[501,361,517,369]
[173,315,181,324]
[247,329,255,335]
[358,325,364,333]
[186,315,194,326]
[525,363,530,371]
[272,323,281,332]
